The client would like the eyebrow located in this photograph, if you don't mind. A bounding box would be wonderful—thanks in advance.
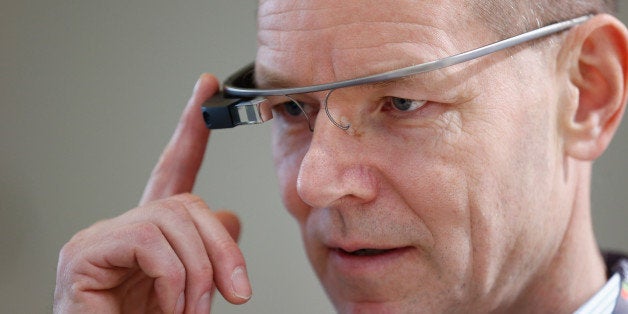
[255,62,452,93]
[367,74,431,89]
[254,70,294,90]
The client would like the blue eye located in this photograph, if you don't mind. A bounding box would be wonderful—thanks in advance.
[283,101,304,116]
[390,97,427,111]
[273,99,317,132]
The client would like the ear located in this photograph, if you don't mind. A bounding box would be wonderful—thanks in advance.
[560,14,628,161]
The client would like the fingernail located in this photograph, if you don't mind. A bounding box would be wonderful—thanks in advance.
[231,266,252,300]
[196,291,211,313]
[175,292,185,314]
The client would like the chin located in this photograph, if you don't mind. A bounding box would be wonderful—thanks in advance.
[334,301,398,314]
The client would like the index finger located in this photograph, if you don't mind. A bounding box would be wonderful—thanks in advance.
[140,74,219,205]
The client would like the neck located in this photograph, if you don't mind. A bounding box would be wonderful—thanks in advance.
[509,160,607,313]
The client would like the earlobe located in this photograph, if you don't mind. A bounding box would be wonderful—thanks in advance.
[561,14,628,161]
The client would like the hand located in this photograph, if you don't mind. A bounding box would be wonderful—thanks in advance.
[53,74,252,313]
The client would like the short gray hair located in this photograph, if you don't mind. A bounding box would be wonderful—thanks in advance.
[475,0,617,39]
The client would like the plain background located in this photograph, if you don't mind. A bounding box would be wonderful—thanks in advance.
[2,1,627,313]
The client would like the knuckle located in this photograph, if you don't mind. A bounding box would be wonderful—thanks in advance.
[128,221,163,246]
[58,224,98,263]
[156,264,186,291]
[142,199,192,226]
[215,238,237,254]
[57,241,78,268]
[193,262,215,287]
[167,203,190,220]
[198,262,214,279]
[213,238,243,264]
[179,257,214,293]
[164,262,186,282]
[182,193,203,203]
[173,193,206,208]
[154,266,186,293]
[67,220,103,243]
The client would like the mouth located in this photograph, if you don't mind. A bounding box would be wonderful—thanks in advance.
[328,246,414,275]
[338,248,396,257]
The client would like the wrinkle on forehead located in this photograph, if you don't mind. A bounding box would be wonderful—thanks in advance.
[257,0,461,46]
[258,0,465,30]
[256,0,487,88]
[257,0,477,39]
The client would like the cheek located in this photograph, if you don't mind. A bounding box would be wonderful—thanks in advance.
[367,114,478,282]
[448,86,565,293]
[271,125,310,224]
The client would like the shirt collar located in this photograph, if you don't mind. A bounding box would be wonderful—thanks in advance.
[574,273,621,314]
[574,255,628,314]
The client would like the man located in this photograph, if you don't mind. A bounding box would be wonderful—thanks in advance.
[54,0,628,313]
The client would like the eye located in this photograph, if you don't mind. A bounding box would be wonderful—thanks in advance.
[271,98,318,131]
[283,101,305,116]
[271,100,306,119]
[390,97,427,112]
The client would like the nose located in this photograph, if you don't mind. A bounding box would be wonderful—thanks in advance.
[296,110,379,209]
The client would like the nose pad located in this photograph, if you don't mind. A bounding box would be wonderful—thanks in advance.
[323,89,351,131]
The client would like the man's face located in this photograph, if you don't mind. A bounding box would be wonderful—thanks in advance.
[257,0,572,312]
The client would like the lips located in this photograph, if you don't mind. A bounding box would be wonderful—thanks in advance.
[340,248,395,256]
[328,245,414,276]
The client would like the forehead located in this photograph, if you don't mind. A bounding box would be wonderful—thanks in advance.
[256,0,489,87]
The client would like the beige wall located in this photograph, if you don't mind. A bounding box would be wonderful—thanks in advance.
[2,2,627,313]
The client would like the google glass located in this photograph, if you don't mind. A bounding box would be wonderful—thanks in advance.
[201,15,591,130]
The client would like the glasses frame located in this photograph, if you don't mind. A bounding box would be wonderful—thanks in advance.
[202,15,591,129]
